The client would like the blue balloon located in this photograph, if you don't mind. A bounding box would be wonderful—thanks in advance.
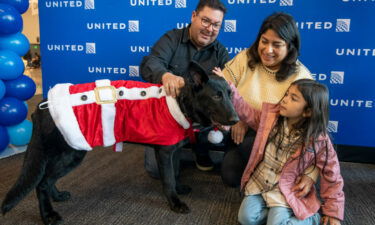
[23,100,28,111]
[0,50,24,80]
[6,119,32,146]
[4,74,36,100]
[0,32,30,56]
[0,3,22,35]
[0,79,5,99]
[0,125,10,151]
[0,0,29,14]
[0,97,27,126]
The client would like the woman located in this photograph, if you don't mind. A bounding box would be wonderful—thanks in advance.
[220,12,313,188]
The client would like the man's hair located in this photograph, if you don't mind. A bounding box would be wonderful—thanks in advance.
[195,0,227,14]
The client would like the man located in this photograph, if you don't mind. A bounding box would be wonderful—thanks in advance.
[140,0,229,177]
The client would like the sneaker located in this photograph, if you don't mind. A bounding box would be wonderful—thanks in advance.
[195,154,214,171]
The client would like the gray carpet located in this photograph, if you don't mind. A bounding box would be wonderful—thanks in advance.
[1,147,375,225]
[0,95,374,225]
[0,145,241,225]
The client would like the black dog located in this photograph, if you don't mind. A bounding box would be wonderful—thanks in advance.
[1,63,239,225]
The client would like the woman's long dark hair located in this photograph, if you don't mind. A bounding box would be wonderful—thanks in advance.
[247,12,301,81]
[269,79,331,176]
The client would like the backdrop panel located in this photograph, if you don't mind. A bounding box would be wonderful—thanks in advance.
[38,0,375,147]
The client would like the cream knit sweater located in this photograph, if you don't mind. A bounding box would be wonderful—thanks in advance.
[223,49,312,110]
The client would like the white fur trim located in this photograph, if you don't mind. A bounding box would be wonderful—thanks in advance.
[165,92,190,129]
[117,86,164,100]
[95,80,116,147]
[70,91,96,106]
[68,84,164,106]
[47,83,92,150]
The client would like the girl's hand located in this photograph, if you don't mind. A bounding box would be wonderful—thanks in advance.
[321,216,341,225]
[231,121,248,144]
[291,175,314,198]
[212,67,224,77]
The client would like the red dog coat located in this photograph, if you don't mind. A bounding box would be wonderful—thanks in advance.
[46,79,192,151]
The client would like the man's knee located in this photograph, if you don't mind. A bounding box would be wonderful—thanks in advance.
[221,150,246,187]
[237,129,256,159]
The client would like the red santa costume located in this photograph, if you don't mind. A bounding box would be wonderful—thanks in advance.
[46,79,192,152]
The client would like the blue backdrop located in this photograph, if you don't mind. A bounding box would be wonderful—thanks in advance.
[38,0,375,147]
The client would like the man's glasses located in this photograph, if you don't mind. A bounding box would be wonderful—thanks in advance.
[199,16,222,31]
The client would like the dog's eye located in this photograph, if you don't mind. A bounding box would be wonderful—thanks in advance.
[213,91,223,101]
[213,95,222,101]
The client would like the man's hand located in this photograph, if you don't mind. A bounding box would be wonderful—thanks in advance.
[291,175,314,198]
[231,121,248,145]
[321,216,341,225]
[161,72,185,98]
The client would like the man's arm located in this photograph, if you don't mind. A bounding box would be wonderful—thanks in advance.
[140,30,178,84]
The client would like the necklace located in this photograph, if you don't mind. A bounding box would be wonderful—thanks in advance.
[262,64,277,75]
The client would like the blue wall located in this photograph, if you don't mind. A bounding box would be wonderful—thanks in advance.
[38,0,375,147]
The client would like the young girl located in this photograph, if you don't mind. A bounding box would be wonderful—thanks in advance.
[227,78,345,225]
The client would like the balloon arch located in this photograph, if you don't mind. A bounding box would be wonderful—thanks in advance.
[0,0,36,157]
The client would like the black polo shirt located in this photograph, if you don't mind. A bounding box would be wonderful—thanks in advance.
[140,26,229,83]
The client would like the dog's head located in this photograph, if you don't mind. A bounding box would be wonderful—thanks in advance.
[181,61,239,127]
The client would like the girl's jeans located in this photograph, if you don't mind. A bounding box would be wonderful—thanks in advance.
[238,194,321,225]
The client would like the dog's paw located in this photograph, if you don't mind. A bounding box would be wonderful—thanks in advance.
[43,211,63,225]
[1,202,12,215]
[176,184,192,195]
[169,196,190,214]
[52,191,71,202]
[170,200,190,214]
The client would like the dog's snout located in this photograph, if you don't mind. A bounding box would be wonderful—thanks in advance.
[228,115,239,125]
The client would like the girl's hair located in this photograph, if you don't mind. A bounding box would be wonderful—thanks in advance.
[292,79,330,140]
[247,12,300,81]
[269,79,330,175]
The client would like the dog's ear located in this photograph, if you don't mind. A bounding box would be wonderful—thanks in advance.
[189,61,209,87]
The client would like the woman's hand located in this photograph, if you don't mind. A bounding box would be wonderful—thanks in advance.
[212,67,224,77]
[321,216,341,225]
[231,121,248,145]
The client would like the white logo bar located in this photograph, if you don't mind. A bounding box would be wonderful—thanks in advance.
[280,0,293,6]
[224,20,236,32]
[336,19,351,32]
[129,66,140,77]
[328,121,338,133]
[330,71,345,84]
[175,0,186,8]
[86,43,96,54]
[85,0,95,9]
[128,20,140,32]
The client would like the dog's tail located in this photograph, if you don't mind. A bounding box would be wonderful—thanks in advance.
[1,109,48,215]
